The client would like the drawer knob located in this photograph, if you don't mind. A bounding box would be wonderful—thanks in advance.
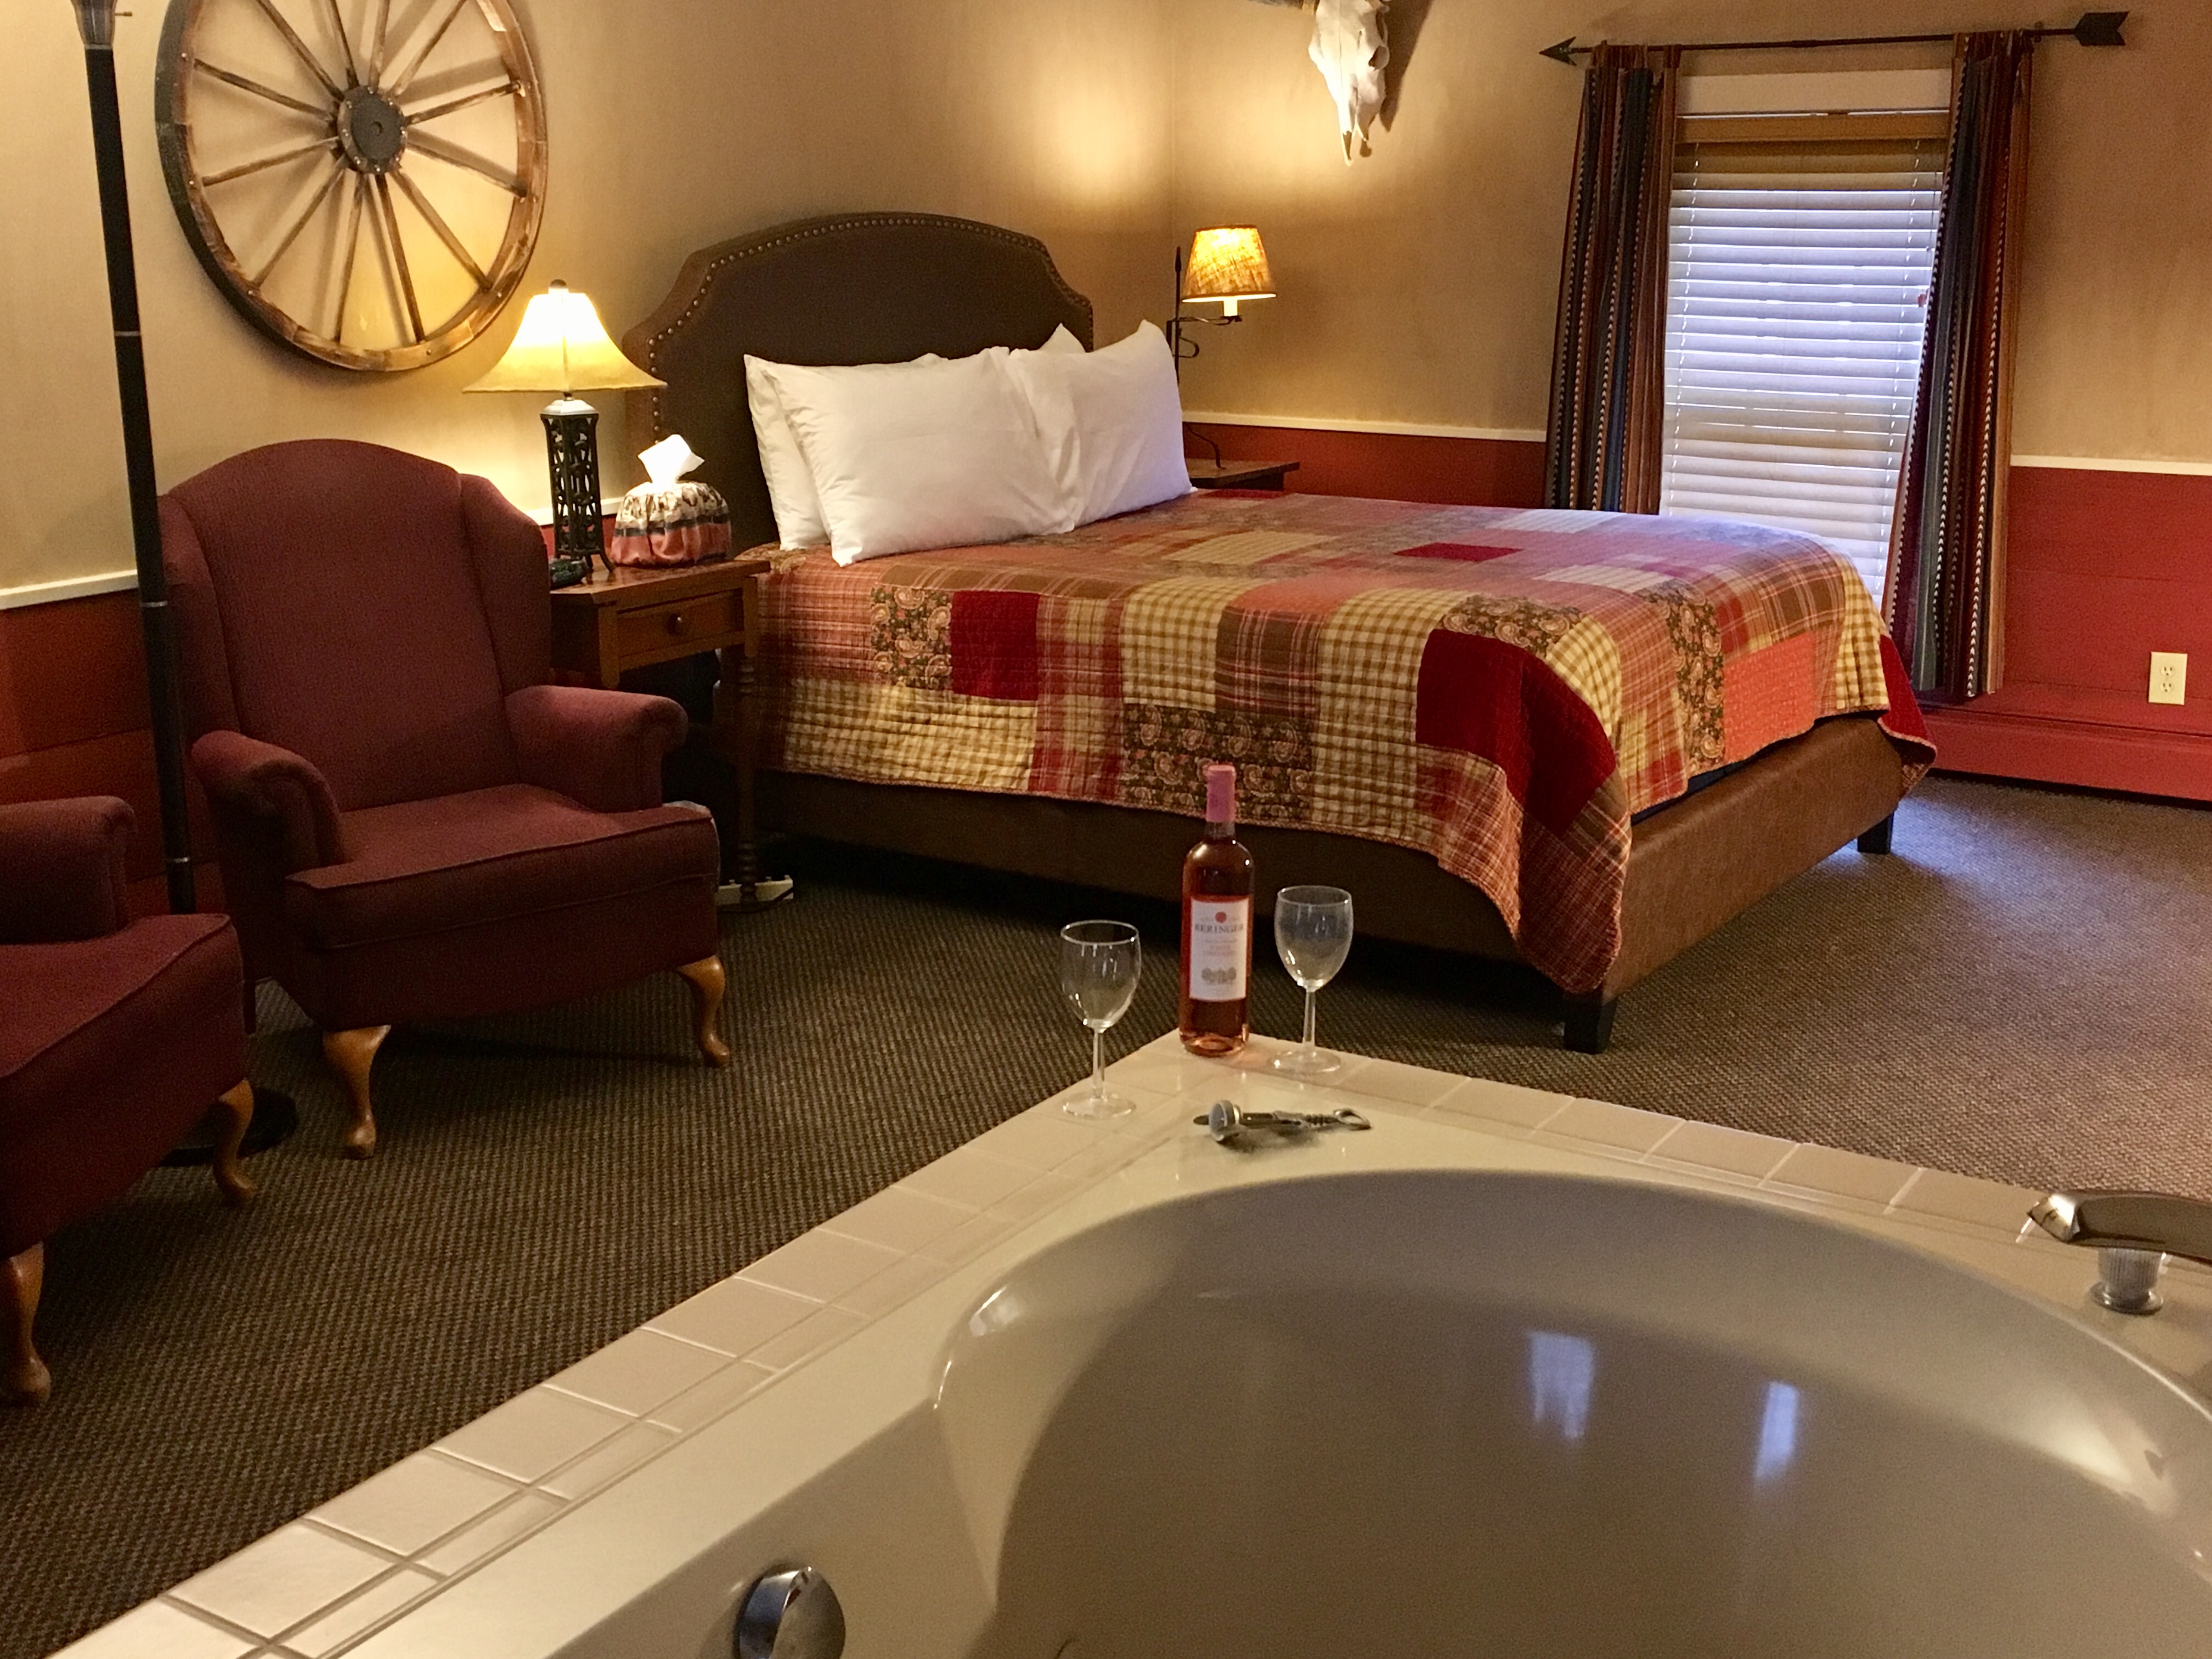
[667,612,686,633]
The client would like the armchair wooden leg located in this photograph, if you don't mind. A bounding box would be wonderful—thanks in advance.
[675,956,732,1068]
[211,1080,257,1207]
[323,1026,391,1159]
[4,1244,49,1407]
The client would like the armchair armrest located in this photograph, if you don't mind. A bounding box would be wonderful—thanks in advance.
[190,730,349,872]
[0,795,134,942]
[506,684,687,813]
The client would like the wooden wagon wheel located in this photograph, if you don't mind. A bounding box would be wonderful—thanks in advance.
[154,0,547,371]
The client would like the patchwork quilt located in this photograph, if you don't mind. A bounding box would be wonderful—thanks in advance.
[755,492,1934,991]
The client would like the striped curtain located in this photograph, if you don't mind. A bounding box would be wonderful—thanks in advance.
[1884,32,2034,700]
[1545,44,1683,513]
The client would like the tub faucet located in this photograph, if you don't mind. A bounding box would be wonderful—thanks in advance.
[2030,1190,2212,1315]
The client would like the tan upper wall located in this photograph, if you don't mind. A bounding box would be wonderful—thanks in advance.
[10,1,2204,595]
[2,0,1172,593]
[1171,0,2212,466]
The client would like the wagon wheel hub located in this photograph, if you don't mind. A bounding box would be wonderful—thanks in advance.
[336,85,407,174]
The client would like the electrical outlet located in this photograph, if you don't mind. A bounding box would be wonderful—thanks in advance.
[2150,651,2188,706]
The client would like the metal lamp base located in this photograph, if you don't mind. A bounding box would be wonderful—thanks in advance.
[542,399,607,578]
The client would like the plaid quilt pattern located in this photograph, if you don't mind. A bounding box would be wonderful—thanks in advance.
[755,494,1934,991]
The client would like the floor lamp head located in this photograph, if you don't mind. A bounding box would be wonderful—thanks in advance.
[70,0,117,48]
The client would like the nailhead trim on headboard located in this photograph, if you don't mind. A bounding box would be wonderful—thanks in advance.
[624,211,1096,453]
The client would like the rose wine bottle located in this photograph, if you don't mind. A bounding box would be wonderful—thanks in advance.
[1180,763,1254,1056]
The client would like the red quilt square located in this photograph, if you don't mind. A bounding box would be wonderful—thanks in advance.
[1415,630,1615,834]
[950,589,1041,701]
[1396,543,1521,562]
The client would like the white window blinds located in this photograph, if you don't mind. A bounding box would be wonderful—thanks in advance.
[1659,125,1946,595]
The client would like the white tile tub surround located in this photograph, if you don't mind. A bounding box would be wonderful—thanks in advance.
[434,1387,631,1485]
[309,1453,516,1556]
[414,1492,563,1576]
[167,1522,392,1640]
[280,1568,441,1658]
[545,1328,730,1418]
[60,1030,2212,1659]
[49,1600,257,1659]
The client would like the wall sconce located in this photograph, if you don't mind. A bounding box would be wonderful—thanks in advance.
[465,281,664,586]
[1169,226,1275,375]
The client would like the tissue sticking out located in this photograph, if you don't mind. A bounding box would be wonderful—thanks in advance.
[639,433,706,488]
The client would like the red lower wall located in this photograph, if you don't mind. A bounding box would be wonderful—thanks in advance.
[1184,421,1548,509]
[1916,466,2212,801]
[0,592,219,915]
[4,436,2202,875]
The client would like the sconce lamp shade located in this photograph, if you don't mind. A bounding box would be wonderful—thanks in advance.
[1183,227,1275,316]
[464,281,663,397]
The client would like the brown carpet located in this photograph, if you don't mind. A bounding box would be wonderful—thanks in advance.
[4,774,2209,1656]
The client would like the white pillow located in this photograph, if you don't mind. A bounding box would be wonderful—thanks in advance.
[1002,321,1192,526]
[770,348,1073,566]
[746,336,1076,550]
[744,355,828,549]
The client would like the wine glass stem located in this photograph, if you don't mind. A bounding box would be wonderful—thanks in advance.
[1091,1026,1106,1098]
[1302,988,1318,1054]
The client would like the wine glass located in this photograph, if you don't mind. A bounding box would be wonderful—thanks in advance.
[1273,886,1353,1077]
[1059,920,1142,1120]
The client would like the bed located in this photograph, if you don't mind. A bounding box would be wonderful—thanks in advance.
[623,211,1933,1051]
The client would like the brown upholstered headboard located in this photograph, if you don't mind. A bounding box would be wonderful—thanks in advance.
[622,212,1095,552]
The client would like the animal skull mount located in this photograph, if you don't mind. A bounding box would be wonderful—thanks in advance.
[1308,0,1391,162]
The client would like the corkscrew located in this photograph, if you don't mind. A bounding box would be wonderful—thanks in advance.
[1197,1099,1372,1144]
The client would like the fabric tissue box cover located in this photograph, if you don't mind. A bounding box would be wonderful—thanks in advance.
[613,435,732,566]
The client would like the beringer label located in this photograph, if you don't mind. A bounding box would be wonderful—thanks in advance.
[1188,898,1250,1002]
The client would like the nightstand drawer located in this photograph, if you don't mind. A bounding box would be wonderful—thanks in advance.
[617,589,745,656]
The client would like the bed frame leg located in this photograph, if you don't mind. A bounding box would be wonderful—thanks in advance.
[1563,994,1617,1054]
[1857,812,1896,856]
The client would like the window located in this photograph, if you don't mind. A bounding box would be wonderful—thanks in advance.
[1660,114,1948,595]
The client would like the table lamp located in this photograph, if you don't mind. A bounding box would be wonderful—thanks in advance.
[1170,227,1275,375]
[466,281,663,585]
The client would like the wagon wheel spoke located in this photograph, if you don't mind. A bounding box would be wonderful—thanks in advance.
[332,172,367,343]
[247,0,343,100]
[407,127,524,195]
[391,163,487,286]
[385,0,470,99]
[202,136,339,188]
[371,173,425,342]
[195,59,330,120]
[366,0,393,80]
[251,160,347,285]
[404,80,517,127]
[315,0,359,84]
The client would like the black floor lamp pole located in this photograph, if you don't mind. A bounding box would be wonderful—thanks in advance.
[71,3,300,1158]
[71,0,195,916]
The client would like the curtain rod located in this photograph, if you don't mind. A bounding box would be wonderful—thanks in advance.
[1540,10,2126,64]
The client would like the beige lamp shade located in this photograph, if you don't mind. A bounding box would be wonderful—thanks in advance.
[464,281,664,397]
[1183,227,1275,317]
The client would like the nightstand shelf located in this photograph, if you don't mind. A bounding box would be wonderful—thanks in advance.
[1186,458,1300,491]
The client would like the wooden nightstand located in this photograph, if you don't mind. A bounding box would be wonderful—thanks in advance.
[547,558,791,908]
[1186,458,1300,490]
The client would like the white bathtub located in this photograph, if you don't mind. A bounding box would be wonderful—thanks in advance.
[315,1047,2212,1659]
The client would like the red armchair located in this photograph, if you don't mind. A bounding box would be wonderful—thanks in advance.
[0,797,255,1404]
[161,439,729,1157]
